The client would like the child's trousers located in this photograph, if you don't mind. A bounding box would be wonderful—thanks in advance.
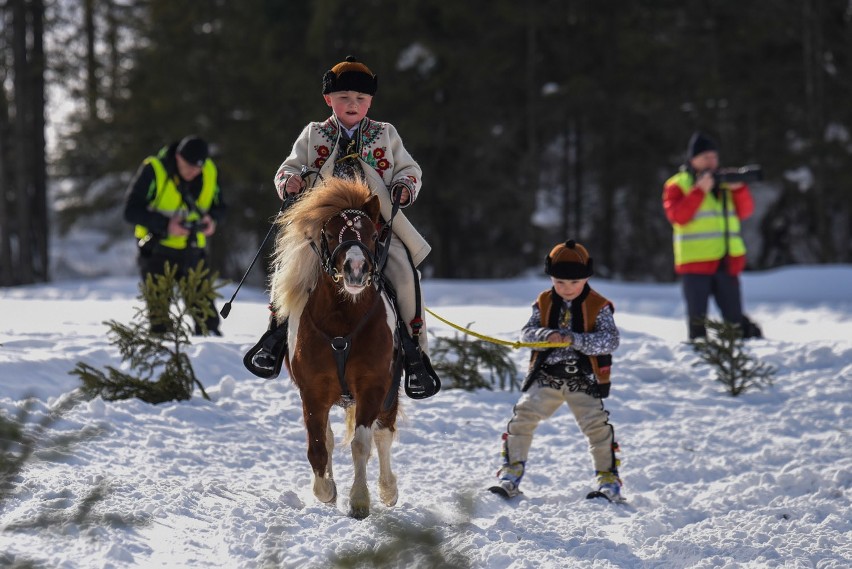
[504,380,618,473]
[382,234,428,352]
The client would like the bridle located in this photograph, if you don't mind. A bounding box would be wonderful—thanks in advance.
[307,207,386,406]
[311,208,379,285]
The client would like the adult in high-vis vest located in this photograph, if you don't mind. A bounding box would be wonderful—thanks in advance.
[490,240,624,502]
[663,131,760,340]
[123,135,227,335]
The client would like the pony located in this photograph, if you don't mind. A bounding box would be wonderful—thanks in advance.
[270,177,400,519]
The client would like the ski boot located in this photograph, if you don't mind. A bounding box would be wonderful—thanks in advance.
[489,461,525,499]
[587,470,625,503]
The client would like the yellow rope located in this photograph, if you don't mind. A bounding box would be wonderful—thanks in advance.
[424,307,571,350]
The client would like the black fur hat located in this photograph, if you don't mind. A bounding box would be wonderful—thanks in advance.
[545,240,594,279]
[321,55,378,95]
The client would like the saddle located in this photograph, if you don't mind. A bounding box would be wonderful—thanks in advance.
[242,283,441,400]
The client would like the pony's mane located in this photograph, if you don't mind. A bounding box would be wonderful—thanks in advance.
[270,177,374,317]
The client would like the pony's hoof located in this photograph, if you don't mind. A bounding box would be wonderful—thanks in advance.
[314,478,337,504]
[379,485,398,506]
[322,490,337,505]
[379,473,398,506]
[380,491,398,507]
[348,504,370,519]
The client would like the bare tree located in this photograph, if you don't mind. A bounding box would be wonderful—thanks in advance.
[0,0,48,286]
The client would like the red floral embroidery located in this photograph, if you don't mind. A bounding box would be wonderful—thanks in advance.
[376,159,390,172]
[317,145,330,157]
[315,158,326,168]
[373,148,385,159]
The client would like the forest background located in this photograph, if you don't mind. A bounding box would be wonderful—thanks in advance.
[2,0,850,286]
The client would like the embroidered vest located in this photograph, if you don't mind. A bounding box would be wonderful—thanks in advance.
[529,285,614,384]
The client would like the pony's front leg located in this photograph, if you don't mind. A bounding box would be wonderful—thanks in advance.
[373,427,398,506]
[305,410,336,505]
[348,423,373,519]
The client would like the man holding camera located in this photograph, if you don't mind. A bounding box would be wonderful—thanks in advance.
[663,131,761,340]
[124,135,226,335]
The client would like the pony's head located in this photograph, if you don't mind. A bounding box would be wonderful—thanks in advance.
[320,197,381,294]
[271,178,381,314]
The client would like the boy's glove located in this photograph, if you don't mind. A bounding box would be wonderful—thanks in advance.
[596,383,610,399]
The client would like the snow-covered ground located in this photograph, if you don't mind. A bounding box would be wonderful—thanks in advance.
[1,262,850,568]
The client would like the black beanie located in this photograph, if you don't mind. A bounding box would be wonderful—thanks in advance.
[545,240,594,279]
[686,131,718,159]
[322,56,378,96]
[177,135,209,166]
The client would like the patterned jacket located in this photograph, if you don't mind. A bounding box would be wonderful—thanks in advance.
[274,115,431,266]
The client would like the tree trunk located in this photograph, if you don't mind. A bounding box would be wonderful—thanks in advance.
[524,7,541,266]
[0,89,12,284]
[802,0,832,262]
[31,0,48,281]
[11,0,33,284]
[573,117,583,238]
[5,0,48,285]
[85,0,98,120]
[105,0,120,108]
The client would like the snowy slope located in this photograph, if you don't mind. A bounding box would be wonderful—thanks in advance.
[0,266,850,568]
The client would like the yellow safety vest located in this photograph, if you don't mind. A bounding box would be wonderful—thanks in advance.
[134,156,218,250]
[665,171,746,265]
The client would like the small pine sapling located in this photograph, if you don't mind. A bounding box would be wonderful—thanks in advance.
[71,261,222,403]
[691,318,775,396]
[430,328,520,391]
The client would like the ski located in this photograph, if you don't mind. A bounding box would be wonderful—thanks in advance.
[488,484,522,499]
[586,490,627,504]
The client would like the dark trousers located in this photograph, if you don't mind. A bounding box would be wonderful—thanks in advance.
[137,245,221,335]
[681,264,743,339]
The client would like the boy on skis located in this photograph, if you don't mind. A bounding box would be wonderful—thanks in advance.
[491,240,624,501]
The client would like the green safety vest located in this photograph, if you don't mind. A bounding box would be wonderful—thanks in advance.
[134,156,218,250]
[665,171,746,265]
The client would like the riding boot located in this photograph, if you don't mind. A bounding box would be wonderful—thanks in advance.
[243,308,289,379]
[399,318,441,399]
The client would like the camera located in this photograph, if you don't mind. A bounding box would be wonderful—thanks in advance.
[180,219,210,248]
[180,219,210,232]
[714,164,763,184]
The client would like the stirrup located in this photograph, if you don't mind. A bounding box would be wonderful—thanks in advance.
[400,333,441,399]
[243,322,288,379]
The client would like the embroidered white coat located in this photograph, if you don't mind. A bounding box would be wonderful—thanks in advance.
[274,115,431,266]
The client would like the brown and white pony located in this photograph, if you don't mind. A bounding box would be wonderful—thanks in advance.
[270,177,399,519]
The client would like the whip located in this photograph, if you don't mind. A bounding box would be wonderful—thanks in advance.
[220,167,309,318]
